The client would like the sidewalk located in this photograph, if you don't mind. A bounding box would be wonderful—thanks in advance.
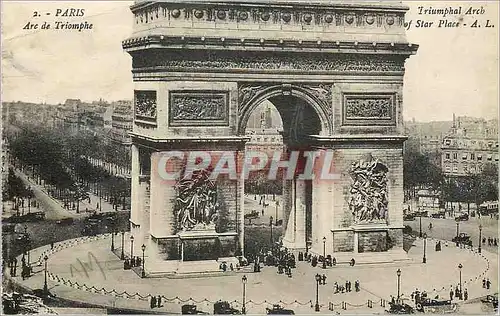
[8,234,498,315]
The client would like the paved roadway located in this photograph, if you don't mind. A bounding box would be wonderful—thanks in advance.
[244,194,283,226]
[12,234,498,315]
[404,215,498,254]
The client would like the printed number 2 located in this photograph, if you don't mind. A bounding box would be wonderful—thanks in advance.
[33,11,40,17]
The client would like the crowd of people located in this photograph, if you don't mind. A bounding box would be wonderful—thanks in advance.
[483,237,498,247]
[123,256,142,270]
[333,280,361,293]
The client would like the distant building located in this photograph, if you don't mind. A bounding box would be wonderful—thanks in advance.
[404,119,453,167]
[441,115,499,177]
[110,100,133,145]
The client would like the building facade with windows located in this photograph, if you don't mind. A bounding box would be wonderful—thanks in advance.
[441,116,498,177]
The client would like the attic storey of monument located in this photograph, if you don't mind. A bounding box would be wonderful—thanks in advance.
[123,0,417,274]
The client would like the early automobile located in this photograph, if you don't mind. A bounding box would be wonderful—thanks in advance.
[244,210,260,220]
[403,213,416,221]
[266,304,295,315]
[213,301,241,314]
[481,294,498,310]
[181,304,209,315]
[455,213,469,221]
[415,299,452,312]
[386,302,415,314]
[452,233,473,246]
[431,211,446,219]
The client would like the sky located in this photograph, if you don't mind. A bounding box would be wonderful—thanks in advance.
[1,1,498,122]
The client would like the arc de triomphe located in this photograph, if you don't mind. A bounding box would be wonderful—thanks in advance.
[123,0,418,275]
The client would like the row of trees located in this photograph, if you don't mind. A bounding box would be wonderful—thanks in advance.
[404,148,498,211]
[2,169,35,216]
[6,124,131,212]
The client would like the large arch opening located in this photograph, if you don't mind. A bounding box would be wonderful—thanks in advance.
[241,93,324,260]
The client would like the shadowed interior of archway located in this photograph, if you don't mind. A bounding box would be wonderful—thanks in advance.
[244,95,323,145]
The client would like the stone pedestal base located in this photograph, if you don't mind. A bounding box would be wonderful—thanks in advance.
[144,230,240,278]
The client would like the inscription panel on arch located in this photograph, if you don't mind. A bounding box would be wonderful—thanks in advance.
[169,90,229,127]
[342,93,396,126]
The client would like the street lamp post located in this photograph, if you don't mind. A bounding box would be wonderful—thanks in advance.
[322,237,327,269]
[419,215,423,238]
[423,233,427,264]
[242,275,247,314]
[270,216,274,246]
[111,230,115,252]
[141,244,146,278]
[43,255,48,294]
[456,220,460,238]
[478,224,482,254]
[458,263,463,298]
[315,273,321,312]
[396,269,401,303]
[275,201,279,226]
[130,235,134,259]
[120,231,125,260]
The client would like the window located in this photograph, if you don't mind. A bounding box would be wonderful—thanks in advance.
[453,153,458,160]
[487,154,493,161]
[470,153,475,160]
[453,165,458,172]
[445,153,450,159]
[477,154,482,161]
[462,153,468,160]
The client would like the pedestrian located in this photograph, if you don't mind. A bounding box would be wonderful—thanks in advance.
[322,274,327,285]
[334,282,339,294]
[51,242,54,250]
[455,286,459,298]
[345,280,349,292]
[391,296,395,304]
[449,289,454,301]
[486,279,491,290]
[355,280,360,292]
[230,263,234,271]
[464,289,468,301]
[495,239,498,247]
[157,295,162,307]
[482,237,486,244]
[150,295,156,309]
[483,279,486,288]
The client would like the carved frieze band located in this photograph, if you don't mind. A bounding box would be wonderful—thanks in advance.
[133,51,405,73]
[134,3,404,29]
[134,90,157,121]
[342,93,396,126]
[169,91,229,127]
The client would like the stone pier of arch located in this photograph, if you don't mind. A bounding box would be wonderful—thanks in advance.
[123,0,418,275]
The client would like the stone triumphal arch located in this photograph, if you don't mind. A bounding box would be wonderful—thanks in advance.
[123,0,418,275]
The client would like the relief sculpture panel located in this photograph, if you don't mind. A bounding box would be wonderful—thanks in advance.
[174,168,219,232]
[169,91,229,126]
[342,93,395,126]
[348,154,389,224]
[134,90,157,120]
